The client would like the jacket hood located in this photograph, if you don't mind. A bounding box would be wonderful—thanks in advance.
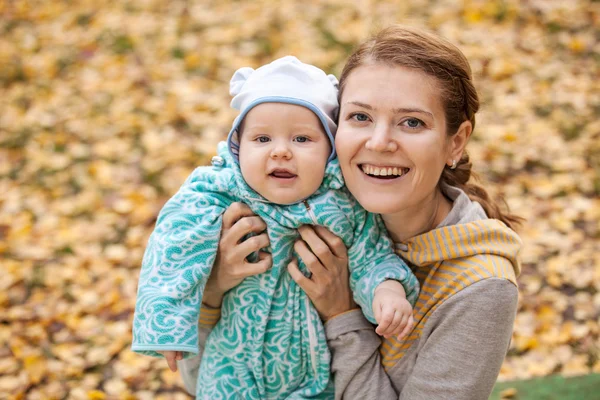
[215,141,344,205]
[397,219,522,277]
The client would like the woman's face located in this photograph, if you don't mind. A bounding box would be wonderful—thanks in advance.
[335,63,456,215]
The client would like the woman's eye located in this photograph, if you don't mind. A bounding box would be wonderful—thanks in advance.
[403,118,424,129]
[294,136,309,143]
[351,113,369,122]
[257,136,270,143]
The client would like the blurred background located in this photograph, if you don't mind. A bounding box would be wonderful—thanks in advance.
[1,0,598,398]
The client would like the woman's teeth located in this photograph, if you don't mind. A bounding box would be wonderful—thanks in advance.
[361,165,407,177]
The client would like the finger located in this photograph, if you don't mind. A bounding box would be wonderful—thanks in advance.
[242,252,272,277]
[397,315,414,340]
[222,216,267,247]
[397,313,412,336]
[382,310,401,337]
[294,239,327,279]
[287,259,314,295]
[313,226,347,259]
[176,351,183,360]
[298,226,335,269]
[235,233,269,259]
[221,202,255,230]
[386,310,404,336]
[166,354,178,372]
[376,309,394,336]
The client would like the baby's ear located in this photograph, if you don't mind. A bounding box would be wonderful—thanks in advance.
[230,67,255,96]
[327,74,339,89]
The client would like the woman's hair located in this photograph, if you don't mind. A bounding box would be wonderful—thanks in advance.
[338,25,522,229]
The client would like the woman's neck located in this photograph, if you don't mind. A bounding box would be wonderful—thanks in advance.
[382,187,453,243]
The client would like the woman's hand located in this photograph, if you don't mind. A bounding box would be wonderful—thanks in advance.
[203,202,272,308]
[287,225,357,321]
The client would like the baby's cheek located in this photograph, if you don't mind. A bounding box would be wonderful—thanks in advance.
[307,171,326,193]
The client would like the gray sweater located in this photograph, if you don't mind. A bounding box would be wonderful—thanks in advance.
[325,186,520,399]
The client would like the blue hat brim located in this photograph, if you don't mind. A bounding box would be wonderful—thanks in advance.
[227,96,337,163]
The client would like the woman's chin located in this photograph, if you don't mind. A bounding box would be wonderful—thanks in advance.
[354,195,405,215]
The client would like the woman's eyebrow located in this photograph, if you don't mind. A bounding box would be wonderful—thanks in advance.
[346,101,433,118]
[392,107,434,118]
[346,101,373,110]
[346,101,433,119]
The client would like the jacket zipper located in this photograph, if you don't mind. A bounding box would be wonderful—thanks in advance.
[302,199,319,375]
[303,200,318,225]
[305,297,318,376]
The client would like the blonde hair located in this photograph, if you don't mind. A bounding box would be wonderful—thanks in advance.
[339,25,522,229]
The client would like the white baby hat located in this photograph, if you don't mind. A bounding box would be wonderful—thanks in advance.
[226,56,339,162]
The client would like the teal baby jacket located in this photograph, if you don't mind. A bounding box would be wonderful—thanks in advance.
[132,142,419,399]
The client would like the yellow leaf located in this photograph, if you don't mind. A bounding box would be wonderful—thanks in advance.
[502,132,518,143]
[500,387,518,399]
[488,59,518,81]
[464,9,483,23]
[105,244,128,262]
[184,53,202,70]
[0,375,26,393]
[104,378,128,395]
[87,390,107,400]
[23,355,46,384]
[561,355,590,377]
[515,335,539,351]
[537,305,558,325]
[160,367,182,387]
[568,38,585,53]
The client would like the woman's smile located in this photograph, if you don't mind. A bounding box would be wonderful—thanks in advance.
[359,164,410,179]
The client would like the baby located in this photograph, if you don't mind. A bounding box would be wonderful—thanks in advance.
[132,56,419,399]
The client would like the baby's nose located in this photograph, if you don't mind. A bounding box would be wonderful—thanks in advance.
[270,143,292,159]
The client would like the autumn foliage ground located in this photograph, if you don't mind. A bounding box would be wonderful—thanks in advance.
[1,0,599,398]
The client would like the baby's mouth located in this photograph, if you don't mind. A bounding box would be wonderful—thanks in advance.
[270,169,297,179]
[360,164,410,179]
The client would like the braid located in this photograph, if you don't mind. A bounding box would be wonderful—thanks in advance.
[441,74,522,230]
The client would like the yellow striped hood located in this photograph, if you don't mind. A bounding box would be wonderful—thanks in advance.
[380,218,522,369]
[398,219,522,278]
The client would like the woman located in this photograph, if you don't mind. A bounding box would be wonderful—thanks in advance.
[180,25,522,399]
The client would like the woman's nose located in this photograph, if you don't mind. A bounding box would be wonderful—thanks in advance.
[365,124,398,152]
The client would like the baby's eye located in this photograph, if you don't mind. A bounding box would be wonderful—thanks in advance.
[351,113,369,122]
[294,136,309,143]
[256,136,270,143]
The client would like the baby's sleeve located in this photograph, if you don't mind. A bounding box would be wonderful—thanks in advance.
[347,206,419,324]
[131,168,228,357]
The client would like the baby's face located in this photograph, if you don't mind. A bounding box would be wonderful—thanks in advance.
[238,103,331,204]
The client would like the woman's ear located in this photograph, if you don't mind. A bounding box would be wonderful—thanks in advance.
[447,120,472,164]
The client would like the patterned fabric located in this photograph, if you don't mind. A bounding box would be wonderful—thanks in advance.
[379,219,521,369]
[132,141,419,399]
